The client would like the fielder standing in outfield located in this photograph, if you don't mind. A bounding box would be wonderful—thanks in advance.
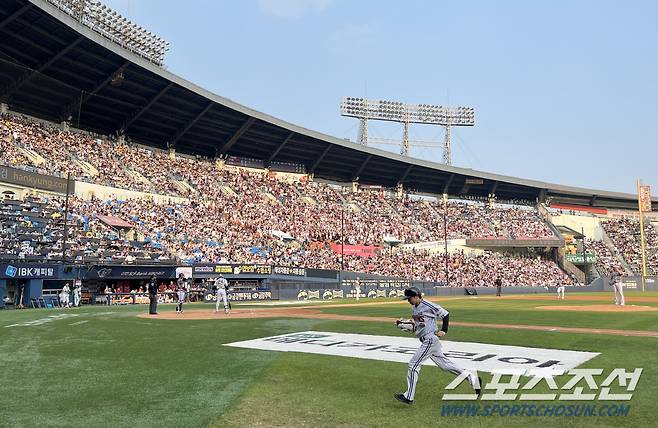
[214,275,230,314]
[394,287,481,404]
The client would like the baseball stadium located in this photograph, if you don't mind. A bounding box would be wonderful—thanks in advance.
[1,1,658,427]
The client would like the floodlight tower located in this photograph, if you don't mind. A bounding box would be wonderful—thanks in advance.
[340,97,475,165]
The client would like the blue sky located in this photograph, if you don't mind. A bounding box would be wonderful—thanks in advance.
[103,0,658,194]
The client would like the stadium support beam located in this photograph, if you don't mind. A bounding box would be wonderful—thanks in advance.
[169,102,214,148]
[0,4,31,32]
[352,155,372,181]
[1,36,84,100]
[590,195,598,206]
[310,145,332,173]
[219,117,255,155]
[60,61,131,121]
[442,174,455,194]
[397,164,414,185]
[266,132,295,164]
[490,180,499,195]
[121,82,173,133]
[538,188,547,203]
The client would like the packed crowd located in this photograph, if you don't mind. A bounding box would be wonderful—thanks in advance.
[0,196,171,264]
[0,193,576,285]
[0,114,559,245]
[338,249,575,286]
[0,113,578,285]
[584,238,625,277]
[601,218,658,275]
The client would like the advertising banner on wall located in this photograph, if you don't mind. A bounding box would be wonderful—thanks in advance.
[0,165,72,194]
[86,266,177,280]
[193,264,306,277]
[202,290,272,302]
[1,264,59,279]
[329,243,379,258]
[273,266,306,276]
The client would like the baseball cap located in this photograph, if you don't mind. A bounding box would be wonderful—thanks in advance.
[401,287,422,300]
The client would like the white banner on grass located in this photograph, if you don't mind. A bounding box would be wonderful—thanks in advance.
[225,331,599,374]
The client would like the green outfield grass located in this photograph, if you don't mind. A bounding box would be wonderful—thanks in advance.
[317,292,658,331]
[1,293,656,427]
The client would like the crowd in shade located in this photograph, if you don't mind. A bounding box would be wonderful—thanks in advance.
[584,238,625,277]
[0,196,171,264]
[601,218,658,275]
[0,113,585,285]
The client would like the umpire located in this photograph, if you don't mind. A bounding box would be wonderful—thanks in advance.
[147,274,158,315]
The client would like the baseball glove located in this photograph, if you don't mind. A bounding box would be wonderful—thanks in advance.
[396,318,415,333]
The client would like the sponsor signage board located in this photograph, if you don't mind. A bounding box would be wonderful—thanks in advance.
[0,165,72,193]
[1,264,58,279]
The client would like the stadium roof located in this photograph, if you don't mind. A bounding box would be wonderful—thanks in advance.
[0,0,654,211]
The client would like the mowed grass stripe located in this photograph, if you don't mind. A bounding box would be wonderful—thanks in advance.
[0,306,323,428]
[214,320,656,428]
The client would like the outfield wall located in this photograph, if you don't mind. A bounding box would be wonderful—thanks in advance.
[270,280,601,301]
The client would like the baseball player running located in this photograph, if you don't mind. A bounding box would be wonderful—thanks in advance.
[214,275,230,314]
[394,287,481,404]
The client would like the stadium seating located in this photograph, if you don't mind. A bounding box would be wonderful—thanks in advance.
[0,113,586,285]
[601,218,658,275]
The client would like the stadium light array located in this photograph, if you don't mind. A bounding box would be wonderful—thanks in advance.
[340,97,475,164]
[47,0,170,67]
[340,97,475,127]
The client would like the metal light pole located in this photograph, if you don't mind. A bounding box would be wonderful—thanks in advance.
[341,97,474,164]
[341,206,345,272]
[581,227,588,285]
[443,195,449,287]
[61,172,71,264]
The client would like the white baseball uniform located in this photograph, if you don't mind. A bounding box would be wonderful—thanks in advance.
[60,284,70,308]
[73,286,81,307]
[613,278,625,306]
[556,285,565,299]
[402,300,479,401]
[215,278,229,313]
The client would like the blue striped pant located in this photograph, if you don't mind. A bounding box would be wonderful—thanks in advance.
[403,335,478,401]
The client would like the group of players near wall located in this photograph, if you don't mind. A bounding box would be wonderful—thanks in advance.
[144,274,231,315]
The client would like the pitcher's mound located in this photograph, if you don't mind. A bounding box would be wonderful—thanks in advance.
[537,304,658,312]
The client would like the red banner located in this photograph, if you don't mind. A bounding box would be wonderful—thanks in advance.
[330,243,380,258]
